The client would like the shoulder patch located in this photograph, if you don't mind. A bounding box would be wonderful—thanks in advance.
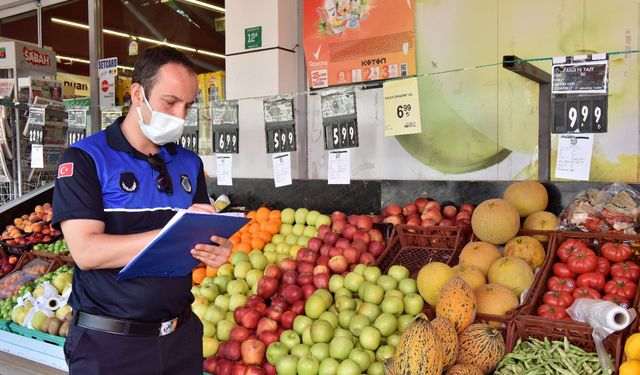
[180,174,192,194]
[120,172,139,193]
[57,162,74,178]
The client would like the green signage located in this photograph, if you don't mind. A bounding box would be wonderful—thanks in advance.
[245,26,262,49]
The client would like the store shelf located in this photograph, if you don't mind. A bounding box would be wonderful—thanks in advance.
[0,328,68,372]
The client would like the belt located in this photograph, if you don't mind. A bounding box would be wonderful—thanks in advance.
[75,307,190,337]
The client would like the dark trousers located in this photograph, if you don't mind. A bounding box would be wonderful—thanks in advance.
[64,312,203,375]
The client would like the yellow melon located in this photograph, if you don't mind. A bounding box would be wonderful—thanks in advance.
[471,199,520,245]
[459,241,502,277]
[452,265,486,290]
[522,211,558,242]
[474,284,519,328]
[504,236,546,270]
[487,257,534,298]
[417,262,455,306]
[503,181,548,217]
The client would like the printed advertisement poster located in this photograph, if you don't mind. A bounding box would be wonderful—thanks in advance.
[303,0,416,89]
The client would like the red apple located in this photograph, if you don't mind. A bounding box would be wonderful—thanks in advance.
[296,273,314,286]
[232,364,246,375]
[440,218,454,227]
[442,205,458,219]
[359,252,376,265]
[257,331,280,347]
[406,217,421,226]
[343,246,360,265]
[301,284,317,299]
[263,264,283,281]
[319,244,332,257]
[264,363,276,375]
[351,239,367,253]
[414,197,429,213]
[356,215,373,231]
[291,299,306,315]
[317,224,332,240]
[421,208,442,223]
[335,238,350,249]
[402,203,418,217]
[323,231,338,245]
[383,215,403,225]
[424,200,441,212]
[246,295,264,308]
[368,228,383,242]
[257,276,279,299]
[342,225,357,240]
[370,215,382,223]
[256,317,277,336]
[332,220,347,235]
[297,259,315,273]
[456,210,471,221]
[331,211,346,222]
[265,305,284,322]
[368,241,386,258]
[219,341,242,361]
[314,264,329,275]
[282,284,303,304]
[329,255,348,273]
[307,237,323,253]
[347,215,359,226]
[270,297,287,311]
[385,204,402,216]
[234,306,250,325]
[245,366,266,375]
[203,357,218,374]
[240,309,262,330]
[254,302,267,314]
[241,339,266,366]
[313,272,330,289]
[421,218,437,227]
[352,231,370,244]
[328,247,343,258]
[216,359,233,375]
[316,255,330,267]
[280,310,297,329]
[459,203,474,214]
[282,270,298,285]
[280,258,297,271]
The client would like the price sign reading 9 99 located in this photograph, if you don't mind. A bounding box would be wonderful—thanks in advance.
[321,90,359,150]
[553,95,608,134]
[264,98,297,153]
[211,101,240,153]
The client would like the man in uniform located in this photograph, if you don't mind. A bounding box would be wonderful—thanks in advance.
[52,46,230,374]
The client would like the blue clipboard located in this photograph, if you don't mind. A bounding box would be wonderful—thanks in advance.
[117,210,250,280]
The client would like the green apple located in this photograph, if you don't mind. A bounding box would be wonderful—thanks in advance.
[285,234,298,246]
[202,320,216,338]
[228,293,247,311]
[358,303,381,323]
[329,336,354,360]
[266,342,289,364]
[363,267,382,283]
[367,361,385,375]
[264,251,278,264]
[294,315,314,335]
[201,276,216,287]
[311,319,334,343]
[289,245,303,259]
[231,252,249,266]
[251,282,258,295]
[398,278,418,294]
[204,305,226,324]
[192,303,208,321]
[293,223,306,236]
[359,326,382,351]
[218,263,235,278]
[315,214,331,229]
[280,223,294,236]
[353,264,367,275]
[385,289,404,299]
[357,281,373,301]
[190,285,201,297]
[277,253,290,264]
[305,295,328,319]
[348,314,370,337]
[291,343,311,358]
[319,357,340,375]
[336,359,360,375]
[310,342,330,361]
[225,311,235,322]
[277,355,299,375]
[281,208,295,224]
[373,313,397,337]
[335,296,356,312]
[376,275,398,291]
[295,208,310,224]
[298,355,320,375]
[338,310,356,329]
[271,234,285,245]
[202,336,219,358]
[303,225,318,238]
[397,314,415,332]
[329,275,344,292]
[213,275,231,293]
[376,345,395,362]
[263,242,277,253]
[388,265,410,282]
[387,333,400,347]
[296,235,310,247]
[348,348,371,372]
[248,251,268,270]
[281,329,301,350]
[403,293,425,315]
[245,269,264,288]
[365,349,376,363]
[363,284,385,305]
[381,296,404,316]
[319,311,339,329]
[333,327,352,339]
[306,210,321,225]
[200,283,219,302]
[314,289,334,307]
[233,261,252,279]
[334,287,352,299]
[302,325,314,346]
[226,279,248,295]
[216,319,234,341]
[344,272,365,292]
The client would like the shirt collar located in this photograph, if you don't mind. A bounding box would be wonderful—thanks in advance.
[105,116,177,161]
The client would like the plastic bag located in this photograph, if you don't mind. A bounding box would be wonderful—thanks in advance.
[567,298,637,373]
[558,183,640,234]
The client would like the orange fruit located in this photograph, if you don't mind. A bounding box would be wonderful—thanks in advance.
[205,266,218,277]
[249,223,261,234]
[257,231,272,243]
[259,221,269,231]
[246,211,256,219]
[251,238,266,250]
[237,242,252,253]
[192,268,206,285]
[230,236,241,245]
[265,221,280,235]
[269,210,281,221]
[256,207,271,223]
[240,232,253,243]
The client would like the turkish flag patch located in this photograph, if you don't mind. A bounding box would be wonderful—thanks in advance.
[57,162,74,178]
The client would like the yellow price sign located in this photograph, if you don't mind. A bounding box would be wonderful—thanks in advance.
[383,77,422,136]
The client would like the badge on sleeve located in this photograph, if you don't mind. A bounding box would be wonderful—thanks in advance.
[57,162,74,178]
[120,172,139,192]
[180,175,192,193]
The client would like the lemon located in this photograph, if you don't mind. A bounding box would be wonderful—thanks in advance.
[625,333,640,361]
[620,360,640,375]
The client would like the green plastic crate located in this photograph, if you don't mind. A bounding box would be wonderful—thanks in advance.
[0,320,11,332]
[8,322,66,346]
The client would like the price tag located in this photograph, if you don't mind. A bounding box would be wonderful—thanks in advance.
[383,77,422,136]
[180,127,199,152]
[216,153,233,186]
[67,108,87,128]
[321,90,359,150]
[264,98,297,153]
[101,107,122,129]
[67,128,85,145]
[212,101,240,153]
[272,152,292,187]
[27,106,45,126]
[328,149,350,185]
[555,134,594,181]
[30,144,44,168]
[553,96,607,133]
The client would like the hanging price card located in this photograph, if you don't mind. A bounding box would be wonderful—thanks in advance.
[383,77,422,136]
[212,101,240,153]
[272,152,292,187]
[216,153,233,186]
[264,97,296,153]
[555,134,594,181]
[321,89,359,150]
[101,107,122,130]
[30,144,44,168]
[26,105,45,127]
[328,149,350,184]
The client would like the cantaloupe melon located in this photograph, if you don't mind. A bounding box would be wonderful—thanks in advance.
[452,265,486,290]
[504,236,546,270]
[487,257,534,298]
[417,262,455,306]
[523,211,558,242]
[459,241,502,277]
[471,199,520,245]
[474,284,519,328]
[503,181,548,217]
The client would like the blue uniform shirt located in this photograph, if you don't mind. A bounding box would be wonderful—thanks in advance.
[52,117,209,322]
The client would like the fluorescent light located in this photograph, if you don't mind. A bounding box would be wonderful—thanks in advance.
[181,0,225,13]
[51,17,224,59]
[57,55,134,71]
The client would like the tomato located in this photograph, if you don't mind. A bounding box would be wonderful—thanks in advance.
[603,277,637,300]
[602,293,632,309]
[542,291,574,308]
[547,276,577,294]
[553,263,576,279]
[600,242,633,263]
[557,239,590,263]
[572,287,601,300]
[566,249,598,274]
[595,256,611,276]
[576,272,606,291]
[611,261,640,282]
[537,304,569,320]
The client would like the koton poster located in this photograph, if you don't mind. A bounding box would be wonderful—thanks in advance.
[303,0,416,89]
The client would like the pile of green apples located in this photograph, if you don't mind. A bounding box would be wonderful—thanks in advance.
[265,264,424,375]
[263,208,332,261]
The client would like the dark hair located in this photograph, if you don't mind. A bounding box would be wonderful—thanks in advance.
[132,45,197,96]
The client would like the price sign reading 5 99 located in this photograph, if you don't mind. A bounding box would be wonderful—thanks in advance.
[553,95,608,134]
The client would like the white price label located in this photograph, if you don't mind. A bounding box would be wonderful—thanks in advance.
[272,152,292,188]
[216,154,233,186]
[30,144,44,169]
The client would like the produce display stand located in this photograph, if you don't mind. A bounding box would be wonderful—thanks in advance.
[0,327,67,371]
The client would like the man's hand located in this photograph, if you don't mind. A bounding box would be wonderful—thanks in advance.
[188,203,216,213]
[191,235,232,268]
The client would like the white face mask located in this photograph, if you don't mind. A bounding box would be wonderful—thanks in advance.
[136,87,185,145]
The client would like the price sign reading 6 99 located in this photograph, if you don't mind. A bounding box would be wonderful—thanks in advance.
[321,89,359,150]
[212,101,240,153]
